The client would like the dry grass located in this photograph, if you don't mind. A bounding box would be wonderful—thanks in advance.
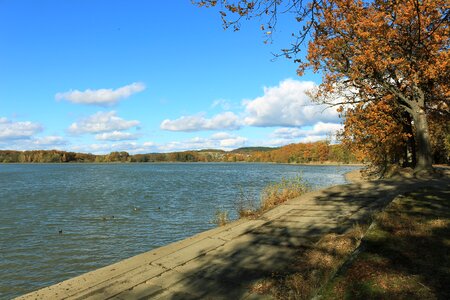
[236,176,310,219]
[249,224,367,299]
[214,176,309,227]
[320,188,450,299]
[260,176,309,211]
[234,187,260,219]
[249,186,450,299]
[211,209,229,226]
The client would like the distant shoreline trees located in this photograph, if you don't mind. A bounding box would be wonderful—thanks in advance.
[0,141,358,164]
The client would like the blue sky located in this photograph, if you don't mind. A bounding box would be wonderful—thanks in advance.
[0,0,341,154]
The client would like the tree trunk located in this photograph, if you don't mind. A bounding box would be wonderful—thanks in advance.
[410,105,433,171]
[405,114,416,167]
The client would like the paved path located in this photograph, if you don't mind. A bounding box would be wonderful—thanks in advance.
[18,174,449,299]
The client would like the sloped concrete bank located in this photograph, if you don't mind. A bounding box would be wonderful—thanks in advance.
[17,170,448,299]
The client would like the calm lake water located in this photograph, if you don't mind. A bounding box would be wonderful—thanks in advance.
[0,163,357,298]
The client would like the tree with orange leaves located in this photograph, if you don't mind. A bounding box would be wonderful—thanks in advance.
[340,96,412,174]
[197,0,449,173]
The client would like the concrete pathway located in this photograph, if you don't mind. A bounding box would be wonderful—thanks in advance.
[17,174,449,300]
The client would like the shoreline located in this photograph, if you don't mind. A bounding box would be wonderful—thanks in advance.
[0,161,365,166]
[3,163,357,299]
[16,169,374,300]
[17,169,449,299]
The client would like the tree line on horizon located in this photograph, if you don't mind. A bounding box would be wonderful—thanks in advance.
[0,141,359,164]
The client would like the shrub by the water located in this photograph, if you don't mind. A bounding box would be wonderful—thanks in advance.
[212,209,229,226]
[234,175,310,219]
[214,176,309,226]
[260,176,309,211]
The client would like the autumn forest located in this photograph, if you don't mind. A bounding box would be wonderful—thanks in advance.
[0,141,357,164]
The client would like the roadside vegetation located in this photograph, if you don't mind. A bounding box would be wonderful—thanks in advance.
[248,186,449,299]
[319,187,450,299]
[250,223,368,299]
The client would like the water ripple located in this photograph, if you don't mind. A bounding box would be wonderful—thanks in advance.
[0,163,357,298]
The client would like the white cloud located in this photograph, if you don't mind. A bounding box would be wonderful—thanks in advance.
[55,82,145,106]
[260,138,292,147]
[157,133,247,152]
[273,122,343,139]
[219,136,247,148]
[258,134,331,148]
[143,141,155,147]
[0,135,68,151]
[159,79,342,134]
[33,135,67,146]
[159,138,212,152]
[95,131,139,141]
[211,132,233,140]
[69,111,140,134]
[211,99,232,110]
[69,141,156,155]
[210,132,248,147]
[160,112,241,132]
[243,79,339,127]
[0,117,43,140]
[0,119,67,151]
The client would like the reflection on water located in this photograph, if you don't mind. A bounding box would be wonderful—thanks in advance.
[0,163,357,298]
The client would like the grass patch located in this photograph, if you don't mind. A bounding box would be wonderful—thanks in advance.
[319,187,450,299]
[249,223,367,299]
[211,209,229,226]
[234,187,260,219]
[236,175,310,219]
[213,176,309,227]
[260,176,310,211]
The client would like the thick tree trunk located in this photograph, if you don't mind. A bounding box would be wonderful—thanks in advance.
[410,105,433,171]
[405,114,416,167]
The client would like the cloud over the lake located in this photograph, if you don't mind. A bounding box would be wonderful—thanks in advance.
[273,122,343,139]
[0,117,43,140]
[160,79,339,133]
[160,112,242,132]
[55,82,145,106]
[69,141,156,155]
[33,135,67,146]
[157,132,247,152]
[243,79,339,127]
[68,111,140,134]
[95,131,139,141]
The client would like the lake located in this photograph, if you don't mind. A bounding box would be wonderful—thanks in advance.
[0,163,358,298]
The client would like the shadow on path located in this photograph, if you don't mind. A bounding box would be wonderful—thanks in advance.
[118,176,448,299]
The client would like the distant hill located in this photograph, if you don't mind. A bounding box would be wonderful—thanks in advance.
[195,149,226,153]
[231,147,279,153]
